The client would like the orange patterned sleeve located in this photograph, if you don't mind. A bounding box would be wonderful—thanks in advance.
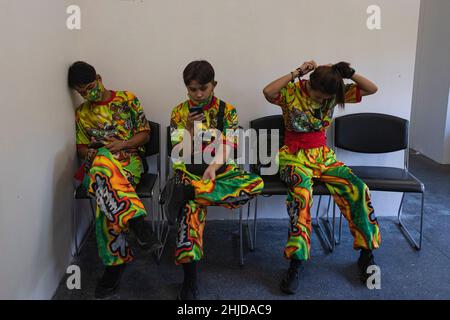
[344,83,362,103]
[266,82,297,109]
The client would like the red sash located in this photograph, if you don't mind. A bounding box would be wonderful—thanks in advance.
[283,130,326,153]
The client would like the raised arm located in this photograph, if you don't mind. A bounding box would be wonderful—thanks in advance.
[263,60,317,102]
[351,73,378,96]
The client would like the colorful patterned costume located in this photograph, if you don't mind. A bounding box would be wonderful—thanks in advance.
[170,97,264,264]
[75,91,151,266]
[269,80,381,261]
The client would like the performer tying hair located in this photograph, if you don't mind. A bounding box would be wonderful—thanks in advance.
[263,60,380,294]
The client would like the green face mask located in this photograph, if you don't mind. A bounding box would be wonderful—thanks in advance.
[199,95,213,107]
[189,93,213,107]
[84,81,105,102]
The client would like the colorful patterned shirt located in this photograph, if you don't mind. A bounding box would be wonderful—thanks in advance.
[170,97,238,169]
[75,91,150,155]
[269,79,362,133]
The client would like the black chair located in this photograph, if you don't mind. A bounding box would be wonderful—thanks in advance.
[158,126,254,266]
[333,113,425,250]
[249,115,337,253]
[72,120,162,257]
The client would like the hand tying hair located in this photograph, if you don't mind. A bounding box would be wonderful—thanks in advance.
[332,62,355,79]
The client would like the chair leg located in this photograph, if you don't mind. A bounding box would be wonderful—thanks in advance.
[331,198,336,250]
[152,175,161,234]
[324,196,343,246]
[315,220,333,252]
[147,195,156,235]
[156,198,165,259]
[326,196,332,220]
[336,203,343,245]
[157,202,164,242]
[315,195,323,220]
[253,197,258,249]
[154,193,159,234]
[239,207,244,267]
[419,192,425,249]
[327,196,340,248]
[313,195,334,252]
[324,195,333,233]
[245,199,254,251]
[148,180,158,234]
[398,192,424,250]
[75,198,96,258]
[157,222,170,264]
[156,201,162,242]
[140,197,153,235]
[156,203,170,264]
[89,198,96,220]
[157,183,167,243]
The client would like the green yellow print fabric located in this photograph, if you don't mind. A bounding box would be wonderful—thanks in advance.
[75,91,150,266]
[279,145,380,260]
[269,80,362,133]
[76,90,150,155]
[267,79,380,261]
[174,165,264,265]
[169,97,239,171]
[83,148,146,266]
[169,96,263,264]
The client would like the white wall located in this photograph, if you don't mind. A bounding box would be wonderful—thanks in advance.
[79,0,420,219]
[411,0,450,164]
[0,0,421,299]
[0,0,87,299]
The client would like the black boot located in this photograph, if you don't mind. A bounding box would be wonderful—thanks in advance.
[94,264,126,299]
[358,249,377,284]
[129,216,163,251]
[166,183,195,224]
[177,262,199,300]
[280,259,302,294]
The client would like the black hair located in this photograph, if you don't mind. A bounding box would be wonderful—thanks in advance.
[309,61,354,109]
[183,60,215,86]
[68,61,97,89]
[332,62,355,79]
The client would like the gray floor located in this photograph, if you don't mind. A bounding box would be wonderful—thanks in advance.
[53,152,450,300]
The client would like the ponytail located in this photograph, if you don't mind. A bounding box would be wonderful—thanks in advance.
[332,61,355,79]
[332,62,355,109]
[335,79,345,109]
[309,61,355,110]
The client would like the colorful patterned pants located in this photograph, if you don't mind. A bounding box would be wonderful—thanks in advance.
[278,145,381,261]
[83,148,147,266]
[174,164,264,264]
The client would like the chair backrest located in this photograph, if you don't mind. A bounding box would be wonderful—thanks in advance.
[250,114,285,132]
[166,125,172,157]
[145,121,160,156]
[334,113,408,153]
[165,126,173,179]
[249,115,284,173]
[140,121,160,174]
[249,114,285,145]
